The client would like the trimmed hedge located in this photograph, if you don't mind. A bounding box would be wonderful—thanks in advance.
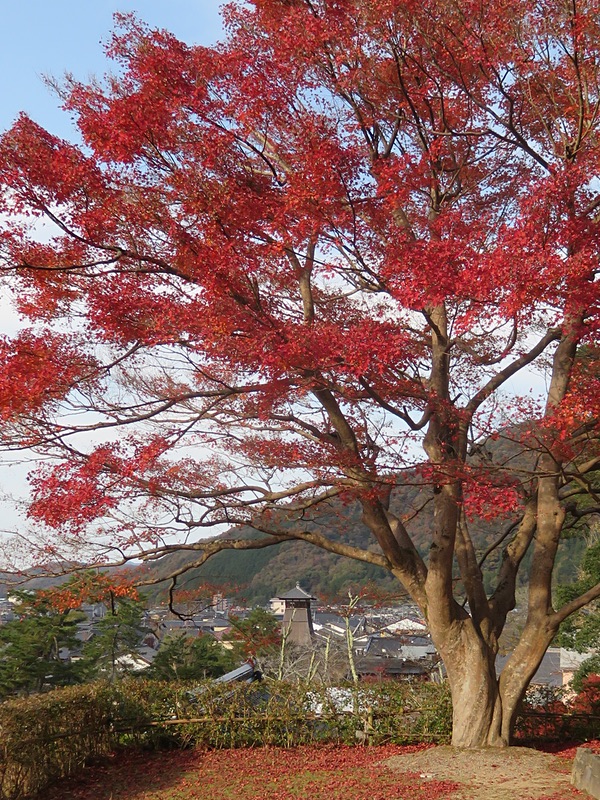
[0,678,453,799]
[0,684,115,800]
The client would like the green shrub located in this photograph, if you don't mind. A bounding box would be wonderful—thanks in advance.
[0,678,453,799]
[0,683,116,800]
[128,678,453,749]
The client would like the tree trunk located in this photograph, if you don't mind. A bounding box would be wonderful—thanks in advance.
[436,618,555,747]
[496,621,558,743]
[447,661,502,746]
[438,621,502,747]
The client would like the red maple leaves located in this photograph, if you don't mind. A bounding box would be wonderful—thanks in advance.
[3,0,600,746]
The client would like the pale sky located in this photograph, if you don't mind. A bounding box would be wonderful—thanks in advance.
[0,2,225,551]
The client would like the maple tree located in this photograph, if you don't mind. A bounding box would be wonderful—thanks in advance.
[225,608,282,661]
[2,0,600,746]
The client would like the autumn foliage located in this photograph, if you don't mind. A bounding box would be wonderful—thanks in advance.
[3,0,600,746]
[44,745,459,800]
[34,572,139,613]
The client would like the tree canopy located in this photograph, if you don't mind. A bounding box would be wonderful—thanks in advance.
[2,0,600,746]
[148,632,236,681]
[79,596,148,682]
[0,592,84,697]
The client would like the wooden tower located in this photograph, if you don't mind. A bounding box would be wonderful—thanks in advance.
[278,584,315,646]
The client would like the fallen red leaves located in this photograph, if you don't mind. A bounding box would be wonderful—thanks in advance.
[534,739,600,760]
[44,744,461,800]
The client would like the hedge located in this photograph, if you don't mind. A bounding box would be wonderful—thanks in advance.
[5,676,599,800]
[0,684,116,800]
[0,678,453,799]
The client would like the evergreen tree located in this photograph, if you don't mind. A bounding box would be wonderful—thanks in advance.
[80,596,148,681]
[0,593,83,697]
[556,538,600,690]
[149,633,236,681]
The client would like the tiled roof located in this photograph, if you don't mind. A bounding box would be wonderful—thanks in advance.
[277,584,315,600]
[356,656,434,676]
[496,648,563,687]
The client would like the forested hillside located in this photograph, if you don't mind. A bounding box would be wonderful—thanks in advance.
[140,474,588,605]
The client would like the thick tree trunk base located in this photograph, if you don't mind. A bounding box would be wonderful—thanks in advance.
[439,624,509,748]
[431,610,554,747]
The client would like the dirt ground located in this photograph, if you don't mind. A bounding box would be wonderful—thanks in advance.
[383,745,578,800]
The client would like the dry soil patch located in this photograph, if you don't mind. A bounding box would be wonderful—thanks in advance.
[383,745,574,800]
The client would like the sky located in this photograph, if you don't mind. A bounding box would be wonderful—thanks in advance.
[0,2,226,554]
[0,1,225,136]
[0,2,553,562]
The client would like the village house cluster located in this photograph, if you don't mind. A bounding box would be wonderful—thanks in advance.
[0,580,590,688]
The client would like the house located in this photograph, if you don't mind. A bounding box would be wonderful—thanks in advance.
[496,647,594,688]
[80,602,107,622]
[212,593,231,615]
[158,614,232,641]
[313,612,367,643]
[355,654,440,681]
[374,617,428,636]
[270,597,286,616]
[353,632,441,681]
[0,596,13,624]
[362,634,437,661]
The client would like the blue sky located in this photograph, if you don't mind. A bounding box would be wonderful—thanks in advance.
[0,3,225,550]
[0,1,225,137]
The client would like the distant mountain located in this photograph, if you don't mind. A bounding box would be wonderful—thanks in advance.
[137,479,587,606]
[136,499,404,606]
[0,563,83,592]
[2,431,589,605]
[139,535,404,607]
